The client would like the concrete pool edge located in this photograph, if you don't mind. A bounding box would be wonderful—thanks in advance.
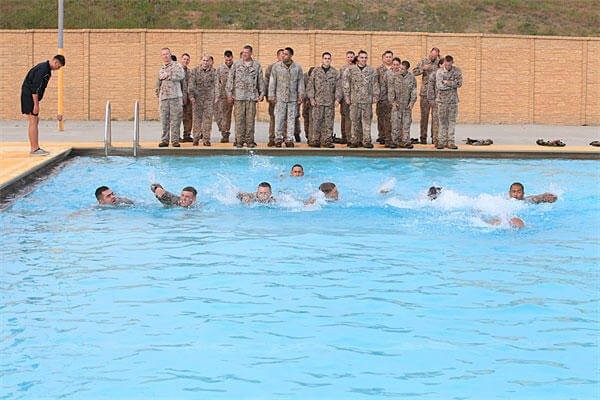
[72,145,600,159]
[0,148,73,210]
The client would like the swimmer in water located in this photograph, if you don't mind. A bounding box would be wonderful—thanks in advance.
[95,186,134,206]
[151,183,197,207]
[427,186,442,200]
[509,182,557,204]
[305,182,339,204]
[237,182,275,204]
[290,164,304,177]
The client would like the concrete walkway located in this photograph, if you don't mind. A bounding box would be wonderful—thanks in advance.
[1,119,599,146]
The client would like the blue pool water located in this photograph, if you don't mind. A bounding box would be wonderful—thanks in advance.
[1,155,599,399]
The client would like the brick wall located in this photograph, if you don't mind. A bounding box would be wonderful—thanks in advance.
[2,29,598,125]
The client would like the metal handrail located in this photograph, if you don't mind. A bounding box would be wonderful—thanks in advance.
[133,101,139,157]
[104,100,111,156]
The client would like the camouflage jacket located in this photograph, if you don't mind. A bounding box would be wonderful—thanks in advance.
[226,59,265,101]
[151,184,181,207]
[306,66,342,106]
[343,64,380,104]
[387,71,418,109]
[376,64,392,102]
[413,57,440,96]
[181,66,190,101]
[215,62,233,100]
[426,68,440,102]
[435,65,463,104]
[188,66,218,102]
[155,61,185,100]
[268,61,305,102]
[264,61,277,100]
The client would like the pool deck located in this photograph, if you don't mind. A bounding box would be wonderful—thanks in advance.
[1,120,599,193]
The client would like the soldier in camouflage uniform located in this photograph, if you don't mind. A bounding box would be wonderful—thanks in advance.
[156,48,185,147]
[150,183,197,208]
[265,49,284,146]
[376,50,393,146]
[306,52,342,148]
[268,47,304,148]
[226,45,265,148]
[188,54,218,146]
[413,47,440,144]
[342,50,379,148]
[215,50,234,143]
[336,50,355,144]
[180,53,193,143]
[426,58,444,147]
[388,59,417,148]
[302,67,314,145]
[435,55,463,150]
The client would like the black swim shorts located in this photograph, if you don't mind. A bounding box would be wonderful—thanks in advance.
[21,90,35,115]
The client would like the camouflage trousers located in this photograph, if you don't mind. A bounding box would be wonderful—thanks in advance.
[233,100,257,145]
[215,98,233,139]
[310,104,335,146]
[376,100,392,143]
[437,101,458,146]
[302,101,311,141]
[391,106,412,145]
[340,101,351,141]
[182,100,192,137]
[349,102,373,146]
[420,96,438,144]
[160,97,183,144]
[268,101,276,143]
[274,101,298,144]
[192,99,214,144]
[269,101,300,143]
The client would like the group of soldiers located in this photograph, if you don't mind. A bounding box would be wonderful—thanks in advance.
[155,45,462,150]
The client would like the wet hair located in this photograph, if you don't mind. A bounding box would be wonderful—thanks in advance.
[401,60,410,69]
[322,52,331,58]
[284,47,294,56]
[427,186,442,200]
[346,50,355,56]
[182,186,197,197]
[258,182,272,190]
[95,186,109,200]
[392,57,401,64]
[224,50,233,57]
[171,54,177,61]
[358,49,368,57]
[382,50,393,57]
[319,182,336,194]
[291,164,304,171]
[243,45,253,53]
[182,53,190,59]
[276,48,285,55]
[510,182,524,192]
[53,54,66,66]
[445,55,454,62]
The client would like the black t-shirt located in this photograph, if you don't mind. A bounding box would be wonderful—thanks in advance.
[22,61,52,101]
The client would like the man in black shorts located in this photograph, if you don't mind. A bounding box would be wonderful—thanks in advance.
[21,55,65,156]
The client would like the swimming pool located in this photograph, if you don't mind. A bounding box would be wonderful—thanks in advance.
[1,155,598,399]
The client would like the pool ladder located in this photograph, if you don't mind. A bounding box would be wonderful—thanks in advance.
[104,100,140,158]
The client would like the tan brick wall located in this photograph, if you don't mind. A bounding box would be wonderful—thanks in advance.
[2,29,598,125]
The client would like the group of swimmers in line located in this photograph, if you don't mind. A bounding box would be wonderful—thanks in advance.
[94,164,339,208]
[94,165,556,228]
